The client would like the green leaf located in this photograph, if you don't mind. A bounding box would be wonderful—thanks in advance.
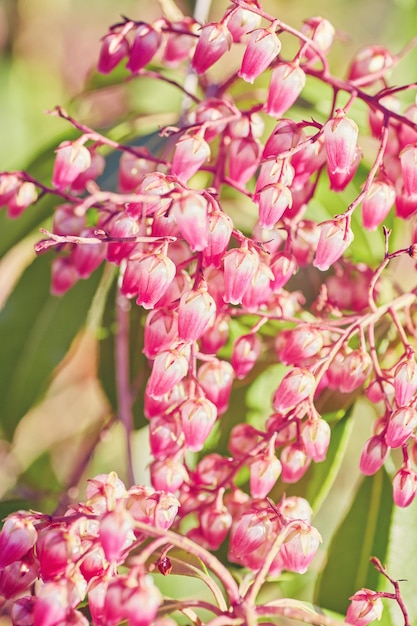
[384,496,417,625]
[0,254,103,439]
[315,469,394,615]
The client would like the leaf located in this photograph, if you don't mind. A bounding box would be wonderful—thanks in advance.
[315,469,393,615]
[384,495,417,625]
[0,254,103,439]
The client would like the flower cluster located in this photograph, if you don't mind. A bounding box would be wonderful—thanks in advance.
[1,0,417,623]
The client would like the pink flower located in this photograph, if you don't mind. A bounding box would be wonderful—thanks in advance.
[178,283,216,342]
[0,516,37,568]
[98,32,130,74]
[225,4,262,42]
[52,141,91,192]
[238,28,281,83]
[126,23,162,72]
[198,359,234,415]
[121,253,176,309]
[266,63,306,117]
[280,444,311,483]
[191,22,232,73]
[250,449,282,499]
[323,113,359,176]
[385,407,417,448]
[301,418,331,462]
[171,133,210,183]
[392,467,417,507]
[394,357,417,406]
[171,191,209,252]
[280,521,322,574]
[146,347,189,398]
[346,588,383,625]
[231,333,262,379]
[257,183,292,230]
[313,219,354,271]
[180,396,218,451]
[362,179,395,231]
[348,45,393,85]
[223,245,259,305]
[359,435,389,475]
[273,368,315,412]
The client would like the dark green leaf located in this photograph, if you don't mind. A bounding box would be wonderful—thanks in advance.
[0,254,103,438]
[315,469,393,614]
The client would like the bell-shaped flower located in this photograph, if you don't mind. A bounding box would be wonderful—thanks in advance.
[180,396,218,451]
[228,136,261,185]
[198,359,234,415]
[394,357,417,406]
[191,22,232,73]
[171,191,209,251]
[359,435,389,476]
[313,219,354,271]
[257,183,292,230]
[301,417,331,462]
[121,253,176,309]
[126,23,162,72]
[202,209,233,268]
[143,308,178,358]
[347,45,393,85]
[52,141,91,192]
[280,521,322,574]
[346,588,383,626]
[323,113,359,176]
[273,367,315,412]
[392,466,417,507]
[385,407,417,448]
[231,333,262,380]
[0,516,37,568]
[223,245,259,305]
[362,179,395,231]
[280,444,311,483]
[266,62,306,117]
[146,347,189,398]
[226,5,262,42]
[238,27,281,83]
[98,32,130,74]
[171,133,210,183]
[250,444,282,499]
[178,282,216,342]
[6,181,38,219]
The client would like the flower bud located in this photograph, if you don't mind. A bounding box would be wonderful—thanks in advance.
[98,32,130,74]
[121,253,176,309]
[52,141,91,192]
[280,444,311,483]
[273,368,315,412]
[180,396,218,452]
[266,63,306,118]
[171,133,210,183]
[0,516,37,568]
[362,179,395,231]
[226,4,262,42]
[347,45,393,85]
[392,467,417,507]
[313,219,354,271]
[346,588,383,625]
[171,191,209,252]
[126,23,162,72]
[178,284,216,342]
[146,347,189,398]
[223,245,259,305]
[231,333,262,379]
[250,450,282,499]
[301,418,331,462]
[257,183,292,230]
[198,359,234,415]
[228,136,261,185]
[394,357,417,406]
[385,407,417,448]
[359,435,389,475]
[191,22,232,73]
[280,521,322,574]
[238,28,281,83]
[323,113,359,176]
